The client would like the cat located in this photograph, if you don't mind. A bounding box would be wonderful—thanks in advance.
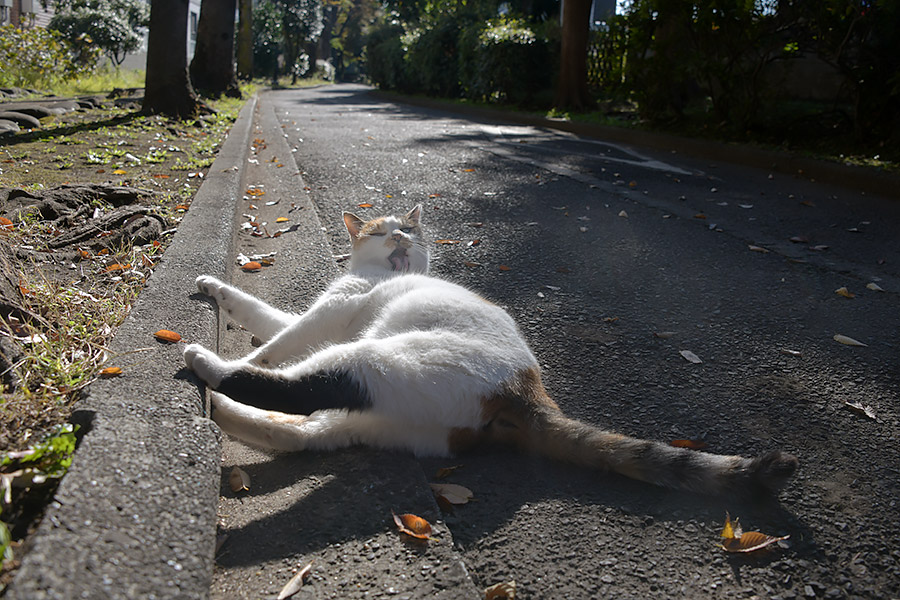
[183,205,798,495]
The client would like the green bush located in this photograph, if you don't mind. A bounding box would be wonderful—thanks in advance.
[0,24,100,89]
[365,21,407,91]
[404,16,464,97]
[460,18,556,107]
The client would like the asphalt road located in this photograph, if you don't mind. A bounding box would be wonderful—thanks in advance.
[212,85,900,599]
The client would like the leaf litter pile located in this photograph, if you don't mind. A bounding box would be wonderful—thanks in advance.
[0,91,242,588]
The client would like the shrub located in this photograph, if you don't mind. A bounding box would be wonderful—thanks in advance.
[365,21,407,90]
[404,16,464,97]
[0,24,100,89]
[460,18,556,107]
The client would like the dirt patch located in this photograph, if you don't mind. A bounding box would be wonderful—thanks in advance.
[0,92,241,584]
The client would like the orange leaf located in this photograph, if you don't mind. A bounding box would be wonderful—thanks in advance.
[112,169,127,175]
[498,265,511,271]
[462,168,475,172]
[153,173,170,179]
[694,213,707,219]
[154,329,182,343]
[100,366,122,378]
[719,513,789,553]
[246,188,265,196]
[105,263,131,272]
[670,439,708,450]
[358,203,373,208]
[77,248,90,260]
[392,512,432,540]
[0,217,13,230]
[463,261,482,268]
[241,261,262,272]
[276,217,289,223]
[835,286,855,299]
[175,204,190,211]
[435,239,461,245]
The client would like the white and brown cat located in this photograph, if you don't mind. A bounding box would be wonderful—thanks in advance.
[184,205,797,494]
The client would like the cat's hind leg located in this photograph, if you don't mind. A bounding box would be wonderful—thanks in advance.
[210,392,452,456]
[196,275,294,341]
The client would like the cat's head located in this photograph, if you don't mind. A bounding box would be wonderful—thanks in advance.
[342,205,429,274]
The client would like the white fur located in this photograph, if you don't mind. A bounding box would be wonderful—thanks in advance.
[185,205,538,453]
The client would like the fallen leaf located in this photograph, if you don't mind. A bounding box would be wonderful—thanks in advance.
[241,261,263,272]
[154,329,182,343]
[112,169,127,175]
[833,334,867,347]
[463,260,482,268]
[462,168,475,172]
[0,217,13,230]
[789,235,809,243]
[670,439,708,450]
[866,282,884,292]
[393,512,432,540]
[748,245,769,253]
[484,580,517,600]
[229,466,250,492]
[468,239,481,247]
[780,349,802,357]
[618,210,628,218]
[693,213,707,219]
[556,267,572,274]
[720,513,789,553]
[99,366,122,378]
[430,483,474,505]
[679,350,702,364]
[498,265,511,271]
[653,331,676,339]
[628,180,638,188]
[152,173,170,179]
[435,465,463,479]
[466,222,483,227]
[105,263,131,272]
[277,562,312,600]
[77,248,90,260]
[835,286,855,299]
[844,400,876,420]
[175,204,190,211]
[809,245,829,251]
[435,239,461,245]
[246,188,265,196]
[276,217,290,223]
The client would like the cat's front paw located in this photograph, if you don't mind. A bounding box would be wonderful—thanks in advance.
[184,343,229,388]
[196,275,225,298]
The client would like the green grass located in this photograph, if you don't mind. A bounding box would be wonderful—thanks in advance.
[52,67,146,96]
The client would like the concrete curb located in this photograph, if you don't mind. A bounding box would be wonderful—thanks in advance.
[371,90,900,200]
[6,95,258,600]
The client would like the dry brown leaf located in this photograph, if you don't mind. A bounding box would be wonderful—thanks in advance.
[463,261,482,268]
[679,350,702,364]
[99,366,122,378]
[833,334,867,347]
[498,265,511,271]
[229,466,250,492]
[392,512,432,540]
[276,217,290,223]
[112,169,127,175]
[484,580,517,600]
[430,483,474,505]
[358,202,373,208]
[844,400,876,420]
[693,213,707,219]
[0,217,14,230]
[618,210,628,218]
[105,263,131,272]
[154,329,182,343]
[720,513,789,553]
[748,245,770,253]
[241,261,263,272]
[435,465,463,479]
[277,562,313,600]
[835,286,855,299]
[435,239,461,245]
[866,282,885,292]
[670,439,708,450]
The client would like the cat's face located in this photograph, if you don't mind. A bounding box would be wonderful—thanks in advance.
[342,205,429,274]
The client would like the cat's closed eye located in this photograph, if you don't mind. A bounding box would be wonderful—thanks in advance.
[369,232,386,237]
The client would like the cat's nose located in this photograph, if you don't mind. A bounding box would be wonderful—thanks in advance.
[391,230,403,241]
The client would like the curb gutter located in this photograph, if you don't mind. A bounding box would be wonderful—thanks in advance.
[6,95,258,600]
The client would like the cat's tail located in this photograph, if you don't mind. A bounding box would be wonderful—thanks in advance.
[524,408,797,495]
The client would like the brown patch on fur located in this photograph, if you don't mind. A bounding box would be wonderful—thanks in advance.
[266,413,308,426]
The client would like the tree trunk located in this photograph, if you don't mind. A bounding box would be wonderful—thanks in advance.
[236,0,253,80]
[190,0,241,97]
[554,0,593,110]
[143,0,201,118]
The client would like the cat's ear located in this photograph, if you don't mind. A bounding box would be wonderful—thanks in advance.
[343,212,365,239]
[406,204,423,225]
